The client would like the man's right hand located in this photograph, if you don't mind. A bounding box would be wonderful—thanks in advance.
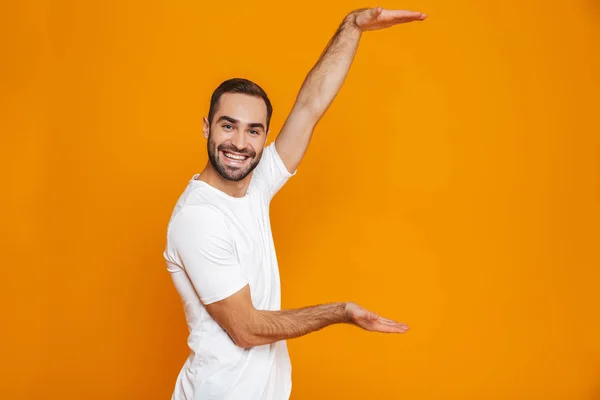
[344,302,410,333]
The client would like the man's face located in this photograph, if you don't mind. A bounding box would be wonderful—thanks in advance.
[204,93,269,182]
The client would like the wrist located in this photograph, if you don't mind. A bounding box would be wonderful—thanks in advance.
[339,302,352,323]
[341,12,363,34]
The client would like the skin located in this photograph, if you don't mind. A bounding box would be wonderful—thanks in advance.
[195,7,427,348]
[197,92,269,196]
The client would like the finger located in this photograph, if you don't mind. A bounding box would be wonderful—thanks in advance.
[372,322,410,333]
[378,317,409,329]
[385,10,426,22]
[399,14,426,22]
[378,316,401,324]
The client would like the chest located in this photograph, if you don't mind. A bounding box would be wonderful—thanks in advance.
[223,197,274,296]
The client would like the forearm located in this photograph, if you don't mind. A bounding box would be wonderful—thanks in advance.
[295,13,362,117]
[238,302,349,348]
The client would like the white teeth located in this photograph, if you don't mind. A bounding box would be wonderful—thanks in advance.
[224,152,247,161]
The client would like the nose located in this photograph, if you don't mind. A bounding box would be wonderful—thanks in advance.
[230,129,247,151]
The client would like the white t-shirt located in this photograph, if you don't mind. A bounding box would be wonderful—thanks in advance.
[163,142,296,400]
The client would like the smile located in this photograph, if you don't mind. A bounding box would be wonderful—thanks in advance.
[222,151,250,164]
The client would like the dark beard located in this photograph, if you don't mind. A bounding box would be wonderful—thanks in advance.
[207,134,262,182]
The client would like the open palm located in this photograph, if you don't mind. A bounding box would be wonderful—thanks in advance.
[354,7,427,32]
[345,302,409,333]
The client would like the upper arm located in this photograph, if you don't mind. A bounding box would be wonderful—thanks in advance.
[274,104,319,174]
[252,141,297,201]
[205,285,258,349]
[169,206,248,305]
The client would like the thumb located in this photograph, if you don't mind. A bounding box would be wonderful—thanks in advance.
[371,6,383,18]
[365,311,379,321]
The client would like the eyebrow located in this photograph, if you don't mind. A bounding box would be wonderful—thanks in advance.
[216,115,265,131]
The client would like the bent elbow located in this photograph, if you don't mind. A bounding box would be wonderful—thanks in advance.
[231,332,256,349]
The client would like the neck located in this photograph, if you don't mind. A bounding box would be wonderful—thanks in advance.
[195,161,252,198]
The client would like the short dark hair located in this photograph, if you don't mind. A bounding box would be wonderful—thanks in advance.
[208,78,273,131]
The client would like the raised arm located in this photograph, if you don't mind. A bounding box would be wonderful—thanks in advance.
[274,7,427,173]
[206,285,409,349]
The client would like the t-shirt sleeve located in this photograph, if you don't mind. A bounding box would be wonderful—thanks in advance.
[168,205,248,305]
[251,141,296,201]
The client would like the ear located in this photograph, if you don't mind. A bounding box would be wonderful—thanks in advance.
[202,117,210,140]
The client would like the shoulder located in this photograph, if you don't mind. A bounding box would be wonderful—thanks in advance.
[261,141,284,167]
[169,204,230,239]
[252,142,277,174]
[249,141,295,194]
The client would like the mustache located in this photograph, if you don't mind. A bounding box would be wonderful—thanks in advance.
[218,144,255,157]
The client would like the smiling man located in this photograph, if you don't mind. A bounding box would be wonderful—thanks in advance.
[163,6,426,400]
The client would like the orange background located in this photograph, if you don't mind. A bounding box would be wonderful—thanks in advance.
[2,1,599,399]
